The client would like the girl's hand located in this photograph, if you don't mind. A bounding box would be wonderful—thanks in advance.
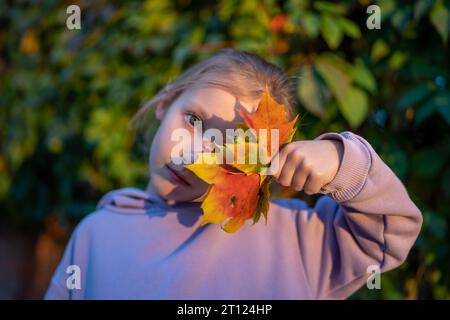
[271,140,344,195]
[96,187,151,209]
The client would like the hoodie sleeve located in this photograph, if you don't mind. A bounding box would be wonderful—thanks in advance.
[44,234,73,299]
[44,218,91,300]
[294,131,422,299]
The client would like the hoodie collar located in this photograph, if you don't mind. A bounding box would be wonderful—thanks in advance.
[104,191,203,216]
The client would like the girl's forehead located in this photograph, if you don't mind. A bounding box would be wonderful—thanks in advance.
[177,86,258,122]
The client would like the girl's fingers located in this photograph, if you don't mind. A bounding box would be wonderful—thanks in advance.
[271,147,289,180]
[96,192,115,209]
[291,163,308,191]
[96,188,151,210]
[303,174,323,195]
[115,187,151,200]
[113,194,149,208]
[277,150,299,187]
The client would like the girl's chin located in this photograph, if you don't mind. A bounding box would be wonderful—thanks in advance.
[149,176,206,203]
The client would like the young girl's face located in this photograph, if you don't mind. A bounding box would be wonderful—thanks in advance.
[148,86,258,202]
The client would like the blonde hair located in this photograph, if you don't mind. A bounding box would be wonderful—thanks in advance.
[131,48,296,150]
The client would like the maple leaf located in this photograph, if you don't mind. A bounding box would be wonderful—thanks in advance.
[238,86,299,156]
[219,136,269,177]
[185,152,263,233]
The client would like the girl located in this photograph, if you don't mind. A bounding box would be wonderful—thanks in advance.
[45,49,422,299]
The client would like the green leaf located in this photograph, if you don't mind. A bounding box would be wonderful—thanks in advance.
[381,146,409,181]
[378,0,397,22]
[388,51,408,70]
[390,7,412,32]
[320,14,343,49]
[412,148,447,178]
[338,17,361,39]
[337,87,369,128]
[297,64,326,118]
[397,83,435,110]
[414,0,434,21]
[432,91,450,124]
[430,0,450,44]
[436,101,450,124]
[260,180,270,223]
[441,167,450,198]
[313,1,348,15]
[414,101,437,125]
[315,55,351,102]
[284,126,297,145]
[0,174,11,200]
[300,12,320,38]
[423,210,447,239]
[414,91,450,124]
[350,59,377,94]
[371,39,390,62]
[252,179,270,225]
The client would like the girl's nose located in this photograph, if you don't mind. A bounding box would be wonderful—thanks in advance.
[201,139,217,152]
[178,139,219,164]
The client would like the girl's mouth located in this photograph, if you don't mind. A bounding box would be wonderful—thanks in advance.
[165,164,191,186]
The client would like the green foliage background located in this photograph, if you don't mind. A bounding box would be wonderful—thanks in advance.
[1,0,449,299]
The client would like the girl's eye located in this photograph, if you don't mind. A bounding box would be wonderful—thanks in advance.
[185,112,203,127]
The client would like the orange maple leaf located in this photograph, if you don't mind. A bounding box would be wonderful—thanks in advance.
[185,152,262,233]
[238,86,299,156]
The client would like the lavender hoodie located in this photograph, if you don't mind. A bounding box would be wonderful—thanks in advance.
[44,132,422,299]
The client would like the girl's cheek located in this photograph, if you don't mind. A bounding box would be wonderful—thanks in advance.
[156,115,188,163]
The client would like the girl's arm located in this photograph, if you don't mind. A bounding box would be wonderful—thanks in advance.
[44,223,88,299]
[287,132,422,299]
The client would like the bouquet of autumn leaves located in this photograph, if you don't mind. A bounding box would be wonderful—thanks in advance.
[184,87,299,233]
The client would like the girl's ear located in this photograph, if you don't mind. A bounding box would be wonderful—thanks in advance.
[155,94,171,120]
[155,100,167,120]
